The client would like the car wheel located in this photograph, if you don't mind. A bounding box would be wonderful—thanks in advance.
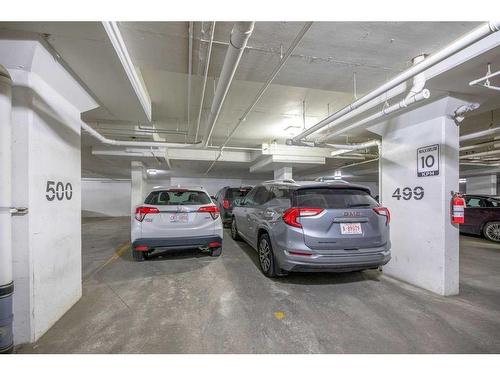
[132,249,146,261]
[209,247,222,257]
[231,218,241,241]
[258,233,277,278]
[484,221,500,242]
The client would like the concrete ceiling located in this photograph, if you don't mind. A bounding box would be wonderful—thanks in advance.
[2,21,499,180]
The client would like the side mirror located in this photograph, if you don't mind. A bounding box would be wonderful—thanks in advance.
[211,196,216,200]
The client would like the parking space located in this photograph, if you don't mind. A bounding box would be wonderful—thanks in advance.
[1,18,499,359]
[16,218,500,354]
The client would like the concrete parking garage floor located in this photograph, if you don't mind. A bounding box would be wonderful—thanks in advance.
[16,217,500,354]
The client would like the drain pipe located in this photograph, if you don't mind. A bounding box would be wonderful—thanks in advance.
[0,65,14,354]
[203,22,255,147]
[292,22,500,143]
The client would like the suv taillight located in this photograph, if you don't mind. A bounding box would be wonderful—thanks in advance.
[373,207,391,225]
[282,207,324,228]
[198,205,220,220]
[135,206,160,222]
[222,199,230,209]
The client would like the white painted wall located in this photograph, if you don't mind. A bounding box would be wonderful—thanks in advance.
[370,96,464,296]
[131,161,147,213]
[82,179,131,217]
[466,175,497,195]
[2,38,97,344]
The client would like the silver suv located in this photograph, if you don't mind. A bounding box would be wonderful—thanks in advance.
[131,186,223,261]
[231,180,391,277]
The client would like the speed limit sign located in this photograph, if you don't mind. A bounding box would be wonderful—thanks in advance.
[417,144,439,177]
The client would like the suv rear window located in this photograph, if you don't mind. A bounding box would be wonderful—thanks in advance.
[145,190,211,205]
[226,188,251,201]
[295,188,377,209]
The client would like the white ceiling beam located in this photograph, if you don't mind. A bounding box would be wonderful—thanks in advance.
[250,155,325,173]
[102,21,152,121]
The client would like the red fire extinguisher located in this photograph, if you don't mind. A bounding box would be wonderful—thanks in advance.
[451,192,465,224]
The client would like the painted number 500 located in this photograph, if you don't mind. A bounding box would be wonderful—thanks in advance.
[46,181,73,201]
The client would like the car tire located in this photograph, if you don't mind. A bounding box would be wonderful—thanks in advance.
[258,233,278,278]
[483,221,500,242]
[132,249,146,261]
[231,218,241,241]
[209,247,222,257]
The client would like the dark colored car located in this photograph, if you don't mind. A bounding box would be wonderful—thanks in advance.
[460,194,500,242]
[214,186,253,226]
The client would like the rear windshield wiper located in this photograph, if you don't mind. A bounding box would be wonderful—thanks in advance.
[346,203,372,208]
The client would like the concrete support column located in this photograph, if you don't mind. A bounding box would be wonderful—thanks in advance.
[131,161,146,212]
[370,96,470,296]
[466,175,497,195]
[274,166,292,180]
[1,39,98,345]
[0,65,14,353]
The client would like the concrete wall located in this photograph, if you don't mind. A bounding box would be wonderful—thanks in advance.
[2,38,97,344]
[466,175,497,195]
[82,175,266,218]
[82,179,131,217]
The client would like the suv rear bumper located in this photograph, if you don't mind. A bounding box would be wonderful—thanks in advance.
[279,249,391,272]
[132,235,223,252]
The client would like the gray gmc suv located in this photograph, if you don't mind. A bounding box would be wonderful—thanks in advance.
[231,180,391,277]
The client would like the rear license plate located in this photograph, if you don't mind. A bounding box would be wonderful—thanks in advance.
[340,223,362,235]
[169,213,188,222]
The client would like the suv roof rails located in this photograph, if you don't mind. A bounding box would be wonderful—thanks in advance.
[263,179,296,184]
[314,177,349,183]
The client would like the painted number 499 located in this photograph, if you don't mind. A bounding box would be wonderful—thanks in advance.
[392,186,424,201]
[46,180,73,201]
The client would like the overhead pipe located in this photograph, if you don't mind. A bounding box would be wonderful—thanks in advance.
[0,65,14,354]
[460,140,500,152]
[318,54,430,144]
[337,158,379,170]
[460,148,500,159]
[321,89,430,143]
[461,161,500,167]
[292,21,500,143]
[81,121,198,148]
[195,22,216,143]
[187,21,193,132]
[459,126,500,142]
[203,22,255,147]
[329,140,380,157]
[92,125,188,136]
[204,22,313,174]
[405,55,427,99]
